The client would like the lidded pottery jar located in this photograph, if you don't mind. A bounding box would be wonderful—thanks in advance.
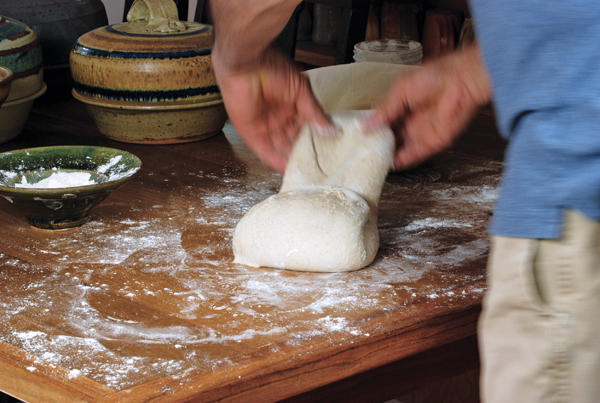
[0,15,47,143]
[70,0,227,144]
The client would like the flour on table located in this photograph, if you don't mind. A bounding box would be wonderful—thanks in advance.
[233,110,394,272]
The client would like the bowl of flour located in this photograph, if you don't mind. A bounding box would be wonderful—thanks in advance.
[0,145,141,229]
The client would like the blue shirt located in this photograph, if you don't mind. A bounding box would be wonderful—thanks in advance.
[470,0,600,238]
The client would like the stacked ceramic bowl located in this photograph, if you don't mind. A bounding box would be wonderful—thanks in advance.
[0,66,13,105]
[70,0,227,144]
[0,15,47,143]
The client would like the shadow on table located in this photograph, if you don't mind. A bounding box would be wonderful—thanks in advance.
[0,392,22,403]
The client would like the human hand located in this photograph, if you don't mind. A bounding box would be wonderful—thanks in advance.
[212,46,333,173]
[362,46,492,170]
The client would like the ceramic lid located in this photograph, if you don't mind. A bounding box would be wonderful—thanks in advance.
[73,0,213,55]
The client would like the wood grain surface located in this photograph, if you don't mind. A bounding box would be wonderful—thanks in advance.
[0,70,505,403]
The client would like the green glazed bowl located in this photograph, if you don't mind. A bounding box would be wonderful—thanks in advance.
[0,146,141,229]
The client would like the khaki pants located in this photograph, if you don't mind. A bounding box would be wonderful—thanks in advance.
[480,210,600,403]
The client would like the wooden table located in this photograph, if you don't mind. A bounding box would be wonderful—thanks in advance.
[0,70,505,403]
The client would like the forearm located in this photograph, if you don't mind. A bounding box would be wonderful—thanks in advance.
[211,0,301,72]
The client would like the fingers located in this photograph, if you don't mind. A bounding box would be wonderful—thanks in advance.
[391,98,473,170]
[241,113,302,173]
[294,76,336,136]
[269,116,299,160]
[360,73,418,133]
[241,128,288,173]
[392,115,453,169]
[267,51,335,137]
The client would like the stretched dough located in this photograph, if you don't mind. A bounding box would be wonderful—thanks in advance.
[232,110,394,272]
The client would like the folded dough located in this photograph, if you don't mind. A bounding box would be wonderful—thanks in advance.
[232,110,394,272]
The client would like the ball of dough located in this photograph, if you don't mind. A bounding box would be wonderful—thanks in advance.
[232,185,379,272]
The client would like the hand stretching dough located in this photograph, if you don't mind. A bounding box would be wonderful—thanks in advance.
[233,110,394,272]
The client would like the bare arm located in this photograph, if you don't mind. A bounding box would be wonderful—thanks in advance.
[212,0,301,70]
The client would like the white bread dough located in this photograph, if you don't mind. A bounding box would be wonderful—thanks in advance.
[233,185,377,271]
[232,110,394,272]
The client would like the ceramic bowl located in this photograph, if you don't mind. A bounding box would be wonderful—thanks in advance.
[69,0,227,144]
[0,15,46,143]
[0,66,13,105]
[72,92,227,144]
[0,146,142,229]
[0,84,47,144]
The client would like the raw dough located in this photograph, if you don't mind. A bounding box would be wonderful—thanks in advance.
[232,110,394,272]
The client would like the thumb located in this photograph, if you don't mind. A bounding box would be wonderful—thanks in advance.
[294,76,336,136]
[361,77,412,133]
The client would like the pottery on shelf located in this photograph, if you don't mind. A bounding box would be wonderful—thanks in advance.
[2,0,108,68]
[0,15,47,144]
[70,0,227,144]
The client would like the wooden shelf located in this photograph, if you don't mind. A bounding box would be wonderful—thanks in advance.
[294,40,337,67]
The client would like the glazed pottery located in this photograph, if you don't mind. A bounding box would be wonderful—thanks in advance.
[0,146,142,229]
[2,0,108,68]
[0,86,48,144]
[70,0,227,144]
[0,66,13,105]
[0,15,47,143]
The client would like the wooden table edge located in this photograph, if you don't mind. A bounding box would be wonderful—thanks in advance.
[0,340,115,403]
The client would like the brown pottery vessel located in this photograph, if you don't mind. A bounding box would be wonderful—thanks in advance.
[70,0,227,144]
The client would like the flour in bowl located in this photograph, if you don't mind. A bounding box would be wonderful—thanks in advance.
[15,171,96,189]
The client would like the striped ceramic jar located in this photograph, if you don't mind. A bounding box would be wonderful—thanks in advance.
[68,0,226,144]
[70,14,219,105]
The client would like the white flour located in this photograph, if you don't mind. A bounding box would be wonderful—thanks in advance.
[97,155,123,174]
[16,171,96,189]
